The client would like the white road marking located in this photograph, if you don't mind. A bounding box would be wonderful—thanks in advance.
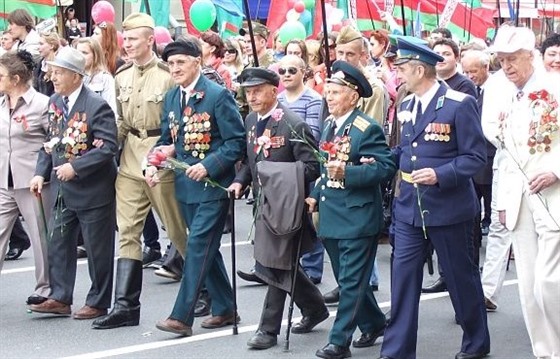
[0,241,251,275]
[58,280,519,359]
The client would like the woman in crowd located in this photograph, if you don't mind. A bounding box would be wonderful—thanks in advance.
[0,50,51,305]
[33,32,60,97]
[223,38,244,93]
[369,29,390,66]
[313,33,338,95]
[76,37,117,114]
[6,9,40,57]
[541,33,560,74]
[92,22,123,75]
[200,30,232,90]
[284,39,315,88]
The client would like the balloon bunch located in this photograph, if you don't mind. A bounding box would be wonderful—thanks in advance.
[278,0,314,45]
[91,1,124,47]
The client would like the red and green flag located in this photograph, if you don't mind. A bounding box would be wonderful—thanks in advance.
[1,0,56,30]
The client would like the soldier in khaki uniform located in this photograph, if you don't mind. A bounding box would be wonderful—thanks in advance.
[240,23,275,69]
[92,13,186,330]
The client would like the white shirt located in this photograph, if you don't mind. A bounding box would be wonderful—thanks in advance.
[66,84,83,112]
[333,109,353,132]
[180,73,201,105]
[412,81,440,124]
[258,102,279,121]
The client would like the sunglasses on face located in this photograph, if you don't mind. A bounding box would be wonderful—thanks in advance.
[225,48,237,54]
[328,43,336,49]
[278,67,299,75]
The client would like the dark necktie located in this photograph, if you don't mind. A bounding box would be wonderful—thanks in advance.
[181,90,188,112]
[477,86,482,97]
[327,120,337,141]
[256,115,270,137]
[516,91,524,101]
[414,100,422,125]
[62,96,69,120]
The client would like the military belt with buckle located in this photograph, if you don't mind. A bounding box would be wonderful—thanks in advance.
[401,171,413,184]
[129,128,162,139]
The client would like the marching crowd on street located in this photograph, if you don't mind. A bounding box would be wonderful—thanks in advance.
[0,6,559,359]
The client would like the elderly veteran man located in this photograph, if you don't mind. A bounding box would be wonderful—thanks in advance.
[228,67,328,350]
[483,26,560,359]
[29,46,118,319]
[152,39,246,337]
[321,25,390,306]
[379,38,490,359]
[306,61,396,359]
[92,13,187,330]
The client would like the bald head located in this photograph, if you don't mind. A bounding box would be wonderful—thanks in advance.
[461,50,490,86]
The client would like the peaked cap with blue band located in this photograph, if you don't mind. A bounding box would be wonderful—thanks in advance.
[327,60,373,98]
[394,37,444,66]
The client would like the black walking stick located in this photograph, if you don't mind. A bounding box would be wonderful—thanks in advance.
[284,213,306,351]
[229,190,238,335]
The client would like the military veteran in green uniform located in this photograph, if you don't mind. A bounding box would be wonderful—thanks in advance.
[150,38,246,337]
[306,61,396,359]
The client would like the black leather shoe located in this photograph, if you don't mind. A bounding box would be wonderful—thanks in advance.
[352,323,386,348]
[292,309,329,334]
[142,247,161,267]
[323,287,339,304]
[194,290,211,317]
[421,277,447,293]
[236,268,266,285]
[26,294,48,305]
[5,242,30,261]
[379,356,394,359]
[316,343,351,359]
[247,330,277,349]
[92,308,140,329]
[455,350,489,359]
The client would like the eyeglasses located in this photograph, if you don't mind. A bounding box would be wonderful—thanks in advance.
[278,67,299,75]
[225,48,237,54]
[328,43,336,49]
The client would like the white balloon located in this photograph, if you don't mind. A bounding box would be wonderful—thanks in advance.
[331,8,345,23]
[286,9,301,22]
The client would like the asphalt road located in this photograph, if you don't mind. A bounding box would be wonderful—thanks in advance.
[0,200,533,359]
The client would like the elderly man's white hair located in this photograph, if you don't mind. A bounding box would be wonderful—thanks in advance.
[462,50,490,67]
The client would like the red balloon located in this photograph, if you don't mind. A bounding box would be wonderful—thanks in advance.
[116,31,123,48]
[287,0,297,8]
[294,1,305,13]
[154,26,172,45]
[91,1,115,24]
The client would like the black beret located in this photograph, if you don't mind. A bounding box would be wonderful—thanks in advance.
[238,67,279,88]
[327,60,373,98]
[162,40,201,62]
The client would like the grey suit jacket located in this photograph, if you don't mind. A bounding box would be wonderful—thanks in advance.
[0,87,49,189]
[35,86,118,210]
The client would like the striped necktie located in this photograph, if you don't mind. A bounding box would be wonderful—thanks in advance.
[62,96,69,120]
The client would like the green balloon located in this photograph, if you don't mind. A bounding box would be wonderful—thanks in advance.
[279,21,307,45]
[189,0,216,32]
[303,0,315,10]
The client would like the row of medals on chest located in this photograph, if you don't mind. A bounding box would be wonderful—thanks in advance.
[326,137,351,189]
[424,123,451,142]
[183,113,211,159]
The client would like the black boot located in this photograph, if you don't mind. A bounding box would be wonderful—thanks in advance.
[194,288,211,317]
[92,258,142,329]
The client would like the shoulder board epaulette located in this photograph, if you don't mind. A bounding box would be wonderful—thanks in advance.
[402,94,414,103]
[353,116,371,132]
[445,89,467,102]
[115,61,133,75]
[157,61,170,72]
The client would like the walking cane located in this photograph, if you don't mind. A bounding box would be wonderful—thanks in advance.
[36,193,49,240]
[229,190,238,335]
[284,212,306,351]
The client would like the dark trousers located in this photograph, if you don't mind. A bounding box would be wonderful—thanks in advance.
[142,209,160,250]
[48,199,115,308]
[381,219,490,359]
[323,237,386,347]
[259,266,325,335]
[9,217,30,248]
[475,183,492,226]
[300,240,324,280]
[170,199,233,326]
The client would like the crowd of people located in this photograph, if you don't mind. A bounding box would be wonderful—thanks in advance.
[0,6,559,359]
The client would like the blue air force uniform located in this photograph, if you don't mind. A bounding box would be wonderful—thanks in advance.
[379,39,490,359]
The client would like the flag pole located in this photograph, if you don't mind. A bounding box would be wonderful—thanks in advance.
[143,0,151,16]
[515,0,521,26]
[399,0,407,35]
[496,0,502,30]
[242,0,259,67]
[468,0,474,41]
[320,0,331,77]
[365,0,377,30]
[436,0,440,25]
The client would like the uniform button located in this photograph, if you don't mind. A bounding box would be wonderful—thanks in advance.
[321,173,325,178]
[321,185,325,190]
[138,89,141,93]
[413,183,418,188]
[411,155,417,161]
[412,142,418,148]
[321,196,326,202]
[136,105,140,108]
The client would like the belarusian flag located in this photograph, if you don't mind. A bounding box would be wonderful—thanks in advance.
[215,0,244,39]
[1,0,56,30]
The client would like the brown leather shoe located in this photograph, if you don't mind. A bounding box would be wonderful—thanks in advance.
[73,305,108,320]
[201,313,240,329]
[156,318,193,336]
[29,299,71,315]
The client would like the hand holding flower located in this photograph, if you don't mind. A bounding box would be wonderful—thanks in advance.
[54,163,76,182]
[411,168,437,185]
[528,172,558,194]
[144,165,160,187]
[185,163,208,182]
[326,160,346,180]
